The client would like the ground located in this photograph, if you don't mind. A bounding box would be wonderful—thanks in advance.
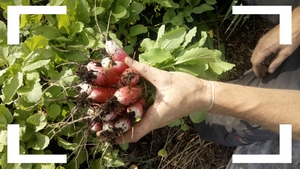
[121,15,274,169]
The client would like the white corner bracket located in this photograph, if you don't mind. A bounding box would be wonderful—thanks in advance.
[232,6,292,45]
[232,124,292,163]
[7,6,67,45]
[7,124,67,163]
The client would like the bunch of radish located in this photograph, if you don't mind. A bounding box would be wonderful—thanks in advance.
[76,39,146,143]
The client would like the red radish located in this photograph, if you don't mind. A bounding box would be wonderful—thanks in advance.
[114,117,131,133]
[127,102,144,119]
[91,122,102,132]
[136,98,146,107]
[114,85,143,105]
[89,66,120,86]
[88,86,117,103]
[86,61,101,71]
[121,68,140,86]
[105,40,128,62]
[101,57,128,74]
[101,110,118,121]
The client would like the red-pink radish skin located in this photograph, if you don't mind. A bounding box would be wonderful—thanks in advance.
[121,68,140,86]
[88,87,117,103]
[105,40,128,62]
[101,110,118,121]
[91,122,102,132]
[90,66,120,86]
[114,85,143,105]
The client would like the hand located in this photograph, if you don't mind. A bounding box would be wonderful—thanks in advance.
[115,57,211,144]
[251,7,300,78]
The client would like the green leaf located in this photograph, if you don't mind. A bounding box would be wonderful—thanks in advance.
[192,4,214,14]
[74,0,91,23]
[129,24,148,37]
[182,27,197,48]
[119,143,129,151]
[140,38,155,52]
[171,12,184,26]
[32,163,56,169]
[22,59,50,72]
[27,133,50,150]
[0,130,7,145]
[57,137,77,151]
[24,35,48,51]
[2,72,23,104]
[139,48,174,66]
[209,61,235,74]
[50,0,64,5]
[128,2,143,16]
[175,48,219,65]
[0,21,7,45]
[189,111,207,123]
[186,0,201,6]
[26,113,47,132]
[70,21,84,36]
[158,148,168,157]
[57,14,70,34]
[47,104,61,118]
[205,0,217,5]
[0,105,13,125]
[155,27,186,51]
[32,25,60,40]
[112,5,127,19]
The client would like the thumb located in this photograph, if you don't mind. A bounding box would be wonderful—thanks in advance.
[124,57,165,86]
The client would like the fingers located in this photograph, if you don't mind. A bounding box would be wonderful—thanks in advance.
[251,48,272,78]
[115,106,159,144]
[124,57,168,86]
[268,47,295,74]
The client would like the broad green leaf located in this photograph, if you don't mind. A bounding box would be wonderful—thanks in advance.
[119,143,129,151]
[27,133,50,150]
[129,24,148,37]
[117,0,132,7]
[186,0,201,6]
[0,130,7,145]
[89,159,105,169]
[70,21,84,36]
[100,0,113,9]
[32,163,56,169]
[168,118,184,127]
[199,31,208,47]
[156,25,165,42]
[163,10,176,24]
[140,38,155,52]
[205,0,217,5]
[189,111,207,123]
[175,48,219,65]
[0,21,7,45]
[112,5,127,18]
[32,25,60,39]
[209,61,235,74]
[74,0,91,23]
[182,27,197,48]
[155,27,186,51]
[57,14,70,34]
[18,80,43,103]
[47,104,61,118]
[26,113,47,132]
[2,72,23,104]
[76,28,96,48]
[139,48,174,66]
[57,137,77,151]
[50,0,64,5]
[22,59,50,72]
[158,148,168,157]
[0,105,13,124]
[1,152,33,169]
[128,2,143,16]
[24,35,48,51]
[171,12,184,26]
[20,14,42,28]
[0,46,8,66]
[192,4,214,14]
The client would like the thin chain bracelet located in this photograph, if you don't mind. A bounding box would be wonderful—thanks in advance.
[207,81,215,111]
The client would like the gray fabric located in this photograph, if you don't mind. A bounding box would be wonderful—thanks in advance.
[226,139,300,169]
[242,0,300,24]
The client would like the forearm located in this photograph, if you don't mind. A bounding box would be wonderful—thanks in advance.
[208,81,300,140]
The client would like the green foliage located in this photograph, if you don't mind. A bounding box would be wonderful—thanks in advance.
[0,0,235,168]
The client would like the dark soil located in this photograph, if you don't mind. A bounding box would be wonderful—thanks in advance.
[121,15,274,169]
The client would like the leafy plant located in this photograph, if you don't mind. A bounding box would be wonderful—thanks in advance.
[0,0,235,168]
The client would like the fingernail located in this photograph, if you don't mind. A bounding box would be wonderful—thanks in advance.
[269,68,275,73]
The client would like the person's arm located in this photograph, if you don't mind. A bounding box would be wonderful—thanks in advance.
[114,57,300,144]
[251,6,300,77]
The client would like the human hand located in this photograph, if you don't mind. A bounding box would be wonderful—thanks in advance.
[115,57,211,144]
[251,7,300,78]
